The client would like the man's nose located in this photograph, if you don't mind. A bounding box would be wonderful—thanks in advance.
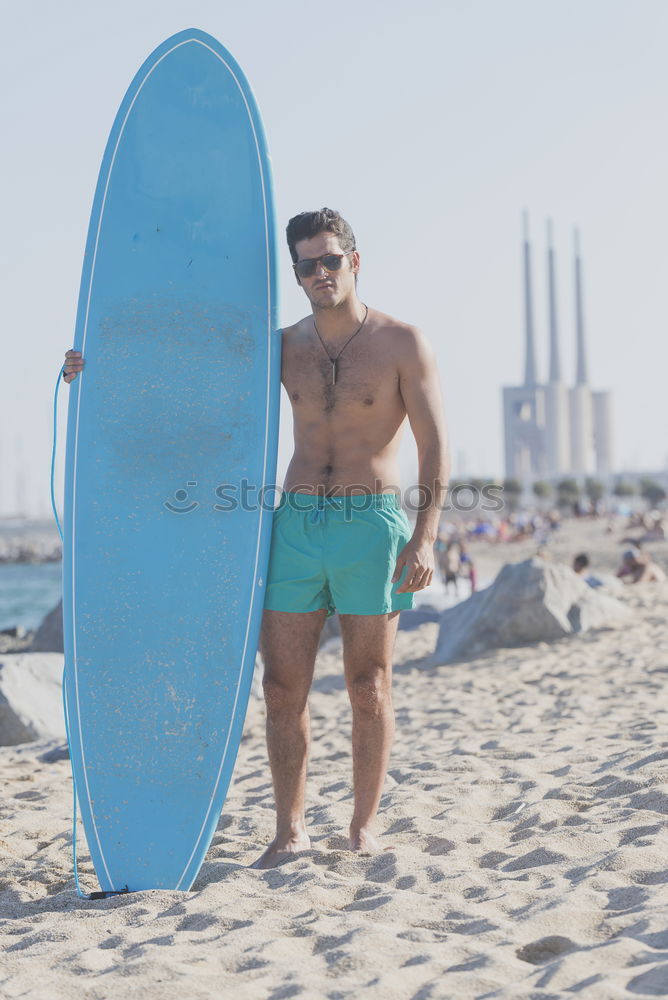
[314,260,328,277]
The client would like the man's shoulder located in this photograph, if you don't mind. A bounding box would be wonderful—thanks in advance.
[371,310,430,354]
[372,308,418,337]
[372,310,435,365]
[280,317,310,340]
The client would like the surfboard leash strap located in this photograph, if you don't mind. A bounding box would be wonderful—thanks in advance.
[50,367,66,544]
[51,366,130,902]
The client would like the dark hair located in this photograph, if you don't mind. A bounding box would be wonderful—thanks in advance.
[573,552,589,569]
[286,207,357,264]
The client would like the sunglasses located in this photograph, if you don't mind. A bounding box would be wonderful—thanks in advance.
[292,250,354,279]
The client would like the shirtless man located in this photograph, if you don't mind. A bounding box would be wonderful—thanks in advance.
[62,207,450,870]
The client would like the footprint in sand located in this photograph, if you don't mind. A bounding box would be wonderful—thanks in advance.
[516,935,576,964]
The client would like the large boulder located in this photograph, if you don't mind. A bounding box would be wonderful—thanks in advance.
[430,557,633,665]
[31,599,63,653]
[0,653,66,745]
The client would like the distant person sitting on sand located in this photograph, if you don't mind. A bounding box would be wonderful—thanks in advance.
[615,546,666,584]
[572,552,604,589]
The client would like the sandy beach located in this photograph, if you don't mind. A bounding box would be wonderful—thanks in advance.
[1,516,668,999]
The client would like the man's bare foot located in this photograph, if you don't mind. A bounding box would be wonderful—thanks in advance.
[249,833,311,870]
[349,827,394,855]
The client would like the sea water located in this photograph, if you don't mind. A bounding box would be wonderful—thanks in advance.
[0,562,62,632]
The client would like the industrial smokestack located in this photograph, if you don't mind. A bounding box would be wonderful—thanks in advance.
[547,219,562,383]
[574,228,588,386]
[523,211,537,387]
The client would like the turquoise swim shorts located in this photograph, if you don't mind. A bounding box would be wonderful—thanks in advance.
[263,491,415,617]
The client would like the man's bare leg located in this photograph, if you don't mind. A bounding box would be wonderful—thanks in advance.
[340,611,400,854]
[250,607,327,869]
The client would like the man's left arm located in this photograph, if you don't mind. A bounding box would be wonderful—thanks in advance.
[392,327,451,594]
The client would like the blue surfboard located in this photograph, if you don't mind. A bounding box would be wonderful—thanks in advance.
[62,29,280,892]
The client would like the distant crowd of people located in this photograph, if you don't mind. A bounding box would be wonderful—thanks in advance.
[437,510,563,548]
[571,508,666,586]
[432,507,666,594]
[572,546,665,586]
[618,510,666,543]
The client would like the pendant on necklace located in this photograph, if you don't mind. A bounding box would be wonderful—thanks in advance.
[331,359,337,385]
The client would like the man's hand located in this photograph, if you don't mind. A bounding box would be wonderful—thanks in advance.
[392,537,435,594]
[63,349,84,383]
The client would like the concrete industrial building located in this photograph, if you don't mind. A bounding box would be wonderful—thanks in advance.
[502,217,613,485]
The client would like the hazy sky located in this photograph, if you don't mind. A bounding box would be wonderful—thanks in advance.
[3,0,667,516]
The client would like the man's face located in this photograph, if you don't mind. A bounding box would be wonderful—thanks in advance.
[293,231,359,309]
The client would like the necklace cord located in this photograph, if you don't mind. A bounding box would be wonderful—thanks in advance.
[312,304,369,386]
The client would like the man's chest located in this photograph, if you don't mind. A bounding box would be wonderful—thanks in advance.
[281,334,401,412]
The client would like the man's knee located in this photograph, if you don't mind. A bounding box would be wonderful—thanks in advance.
[262,672,310,714]
[347,670,392,714]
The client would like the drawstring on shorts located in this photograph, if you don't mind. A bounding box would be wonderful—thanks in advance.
[308,498,343,525]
